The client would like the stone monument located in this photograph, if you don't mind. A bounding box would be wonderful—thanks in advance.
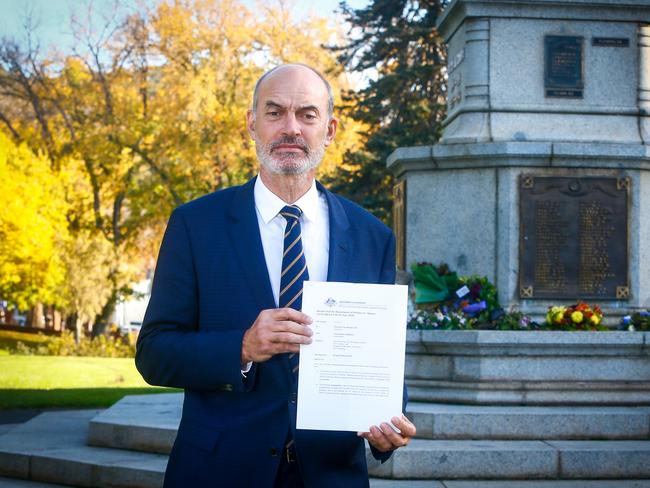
[389,0,650,320]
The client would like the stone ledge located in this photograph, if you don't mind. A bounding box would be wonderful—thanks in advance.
[387,142,650,176]
[0,477,73,487]
[438,0,650,40]
[407,379,650,405]
[404,330,650,405]
[368,439,650,480]
[407,330,649,355]
[442,482,650,488]
[368,439,559,479]
[408,403,650,440]
[547,441,650,478]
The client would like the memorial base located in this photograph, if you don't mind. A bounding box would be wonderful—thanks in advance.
[406,329,650,405]
[388,141,650,320]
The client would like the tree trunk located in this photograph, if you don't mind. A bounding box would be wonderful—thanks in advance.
[53,308,62,332]
[27,303,45,328]
[75,316,84,344]
[92,292,119,337]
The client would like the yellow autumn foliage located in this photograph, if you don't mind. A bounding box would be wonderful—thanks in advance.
[0,132,68,310]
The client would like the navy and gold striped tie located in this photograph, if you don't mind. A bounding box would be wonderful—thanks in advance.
[279,204,309,376]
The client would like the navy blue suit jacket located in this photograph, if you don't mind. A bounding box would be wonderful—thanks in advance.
[136,177,402,487]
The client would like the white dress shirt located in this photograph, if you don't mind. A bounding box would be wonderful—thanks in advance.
[254,175,330,306]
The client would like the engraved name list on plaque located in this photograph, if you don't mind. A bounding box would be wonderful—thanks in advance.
[519,176,629,300]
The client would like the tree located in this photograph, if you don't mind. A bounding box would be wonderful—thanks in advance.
[328,0,449,222]
[0,132,68,311]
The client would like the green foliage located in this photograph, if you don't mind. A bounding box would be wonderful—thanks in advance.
[329,0,449,222]
[490,310,536,331]
[410,262,502,325]
[0,329,50,351]
[0,329,134,358]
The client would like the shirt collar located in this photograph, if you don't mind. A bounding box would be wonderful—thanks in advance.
[254,175,320,224]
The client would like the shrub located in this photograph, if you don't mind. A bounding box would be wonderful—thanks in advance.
[3,329,135,358]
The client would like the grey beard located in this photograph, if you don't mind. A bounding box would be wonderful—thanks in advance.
[256,139,326,175]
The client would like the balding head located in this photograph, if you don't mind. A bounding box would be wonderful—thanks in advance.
[252,63,334,118]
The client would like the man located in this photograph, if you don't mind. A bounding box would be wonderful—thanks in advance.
[136,63,415,488]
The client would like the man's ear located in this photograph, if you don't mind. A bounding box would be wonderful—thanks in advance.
[324,116,338,147]
[246,109,256,140]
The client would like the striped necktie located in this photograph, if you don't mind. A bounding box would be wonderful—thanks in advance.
[279,204,309,377]
[279,205,309,310]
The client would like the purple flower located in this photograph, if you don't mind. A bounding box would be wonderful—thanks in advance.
[463,300,487,317]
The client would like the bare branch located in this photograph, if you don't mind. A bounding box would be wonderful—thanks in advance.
[0,110,20,139]
[0,39,56,159]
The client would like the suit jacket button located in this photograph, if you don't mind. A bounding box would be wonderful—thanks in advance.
[269,448,279,456]
[291,392,297,404]
[222,384,233,392]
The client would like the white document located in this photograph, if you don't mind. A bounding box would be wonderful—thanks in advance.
[296,281,408,432]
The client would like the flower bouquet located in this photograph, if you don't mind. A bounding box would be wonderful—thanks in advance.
[408,262,502,329]
[544,302,605,331]
[620,311,650,331]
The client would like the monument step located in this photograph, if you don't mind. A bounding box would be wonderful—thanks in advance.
[367,438,650,480]
[0,477,72,487]
[0,410,166,488]
[2,410,650,486]
[2,476,650,488]
[87,395,650,455]
[409,402,650,440]
[370,482,650,488]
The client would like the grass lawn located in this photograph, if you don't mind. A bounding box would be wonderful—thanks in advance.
[0,351,179,409]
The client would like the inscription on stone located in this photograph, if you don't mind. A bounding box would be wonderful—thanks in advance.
[519,176,628,300]
[544,35,583,98]
[447,48,465,109]
[393,180,406,271]
[533,200,568,294]
[592,37,629,48]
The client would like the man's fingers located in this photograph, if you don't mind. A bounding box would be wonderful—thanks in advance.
[242,309,314,363]
[272,307,313,324]
[391,415,417,437]
[271,330,313,345]
[361,415,416,453]
[380,423,409,447]
[367,425,393,451]
[270,320,313,337]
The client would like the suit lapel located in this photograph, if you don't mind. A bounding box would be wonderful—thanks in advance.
[227,177,276,310]
[318,182,352,283]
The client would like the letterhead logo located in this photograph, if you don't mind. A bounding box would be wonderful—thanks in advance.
[324,297,337,307]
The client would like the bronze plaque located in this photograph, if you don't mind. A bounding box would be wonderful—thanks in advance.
[592,37,629,48]
[519,176,629,300]
[393,180,406,270]
[544,35,583,98]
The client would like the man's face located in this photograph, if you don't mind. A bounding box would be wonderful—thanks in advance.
[247,66,338,175]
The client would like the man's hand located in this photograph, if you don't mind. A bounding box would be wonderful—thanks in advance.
[241,308,313,364]
[358,414,416,453]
